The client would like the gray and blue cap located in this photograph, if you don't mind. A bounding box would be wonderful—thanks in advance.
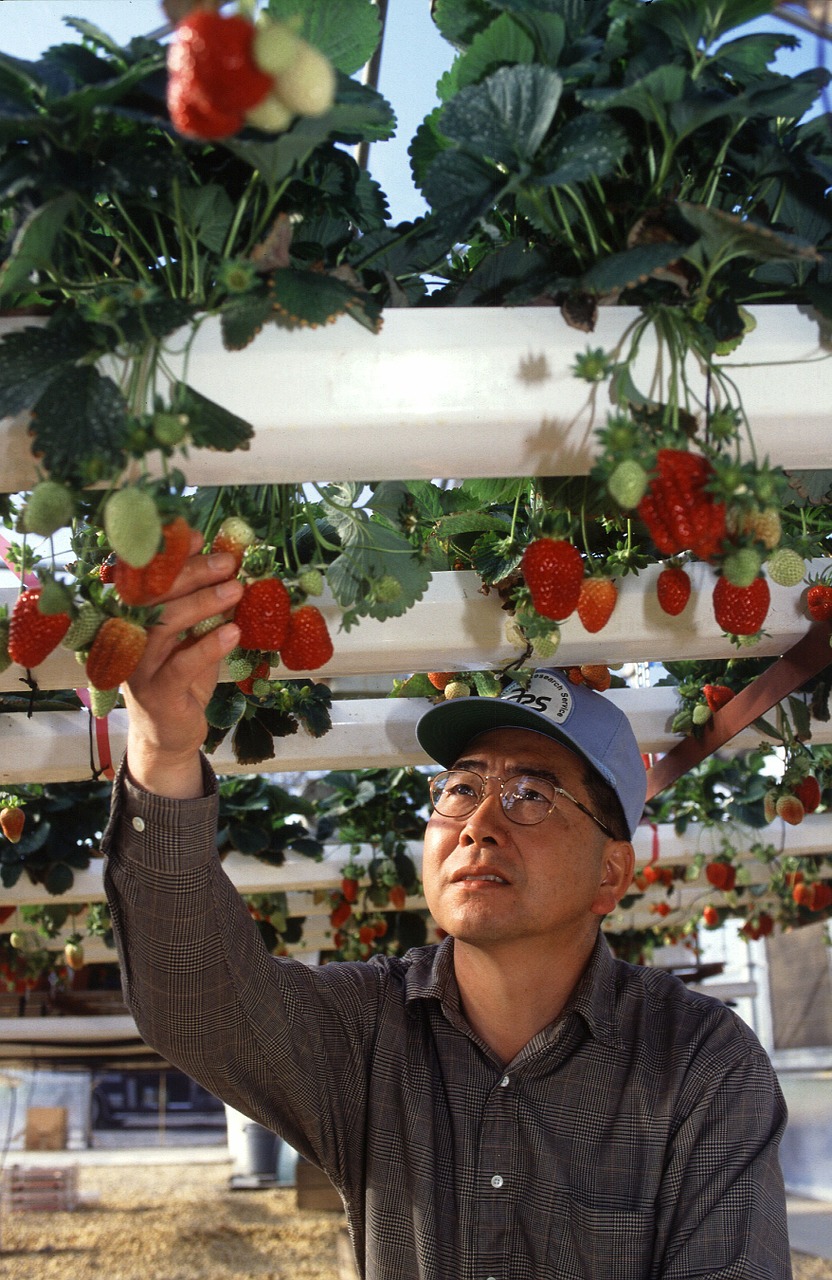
[416,668,647,838]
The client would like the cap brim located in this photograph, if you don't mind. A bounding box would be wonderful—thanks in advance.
[416,696,607,784]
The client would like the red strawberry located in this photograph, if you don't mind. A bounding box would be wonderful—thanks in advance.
[793,776,821,813]
[521,538,584,620]
[650,900,671,917]
[99,557,117,584]
[712,575,770,636]
[427,672,455,690]
[341,876,359,904]
[330,900,352,929]
[114,516,192,605]
[234,577,291,652]
[85,617,148,690]
[577,577,618,633]
[656,565,691,616]
[388,885,407,910]
[279,605,334,671]
[806,582,832,622]
[702,905,720,928]
[64,941,84,971]
[0,807,25,843]
[638,450,726,561]
[705,861,736,891]
[167,9,273,139]
[8,589,71,668]
[211,516,257,573]
[793,881,812,907]
[775,793,804,826]
[811,882,832,911]
[358,924,376,946]
[703,684,735,713]
[236,659,270,695]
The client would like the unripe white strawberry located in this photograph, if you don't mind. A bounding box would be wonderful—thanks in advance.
[722,546,762,588]
[444,680,471,699]
[63,603,106,651]
[607,459,648,509]
[273,43,336,118]
[766,547,805,588]
[104,487,161,568]
[245,92,294,133]
[22,480,75,537]
[531,630,561,660]
[252,20,300,76]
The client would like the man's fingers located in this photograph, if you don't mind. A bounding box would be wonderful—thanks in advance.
[158,548,239,604]
[149,574,244,646]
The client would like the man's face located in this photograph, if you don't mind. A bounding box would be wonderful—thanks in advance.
[422,727,628,951]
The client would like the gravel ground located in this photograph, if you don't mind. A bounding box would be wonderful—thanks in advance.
[1,1159,830,1279]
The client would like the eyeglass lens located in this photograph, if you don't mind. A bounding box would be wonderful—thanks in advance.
[430,769,556,826]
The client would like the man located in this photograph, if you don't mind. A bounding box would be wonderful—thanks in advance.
[102,543,792,1279]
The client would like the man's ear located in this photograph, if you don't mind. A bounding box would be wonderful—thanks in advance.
[590,840,636,917]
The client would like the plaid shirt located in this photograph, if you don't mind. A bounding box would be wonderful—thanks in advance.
[103,758,792,1280]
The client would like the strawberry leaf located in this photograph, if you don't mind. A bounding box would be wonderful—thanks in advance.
[171,383,254,452]
[220,294,274,352]
[232,715,277,766]
[0,324,90,417]
[266,0,382,76]
[269,268,355,329]
[30,365,129,484]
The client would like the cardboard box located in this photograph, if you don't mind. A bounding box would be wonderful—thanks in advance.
[25,1106,68,1151]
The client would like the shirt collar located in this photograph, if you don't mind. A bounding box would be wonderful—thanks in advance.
[404,932,622,1048]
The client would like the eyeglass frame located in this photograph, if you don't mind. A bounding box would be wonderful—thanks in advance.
[428,768,616,838]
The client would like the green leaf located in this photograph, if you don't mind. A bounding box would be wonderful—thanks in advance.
[579,242,685,294]
[536,113,628,186]
[409,106,452,189]
[452,13,537,91]
[43,862,74,895]
[462,477,526,504]
[430,511,511,537]
[265,0,381,75]
[678,203,821,268]
[432,0,495,48]
[172,383,254,452]
[422,150,505,235]
[205,687,247,730]
[439,64,563,165]
[232,716,277,766]
[0,192,78,301]
[578,64,687,123]
[228,819,272,856]
[469,530,524,582]
[391,672,438,698]
[289,684,333,738]
[710,33,798,81]
[0,324,90,417]
[270,268,354,329]
[322,497,432,627]
[30,366,128,485]
[220,294,275,352]
[177,184,234,254]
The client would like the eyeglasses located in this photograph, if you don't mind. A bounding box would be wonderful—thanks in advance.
[428,768,614,837]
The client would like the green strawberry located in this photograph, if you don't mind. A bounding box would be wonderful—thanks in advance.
[722,546,762,588]
[37,578,74,616]
[298,568,324,597]
[89,684,120,718]
[766,547,805,588]
[692,703,712,726]
[607,458,648,509]
[104,487,162,568]
[62,603,106,650]
[22,480,75,536]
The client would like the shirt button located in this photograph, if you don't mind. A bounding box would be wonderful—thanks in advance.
[131,816,145,832]
[499,1075,510,1087]
[490,1174,504,1189]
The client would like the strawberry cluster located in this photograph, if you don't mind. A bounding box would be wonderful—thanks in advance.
[167,7,335,141]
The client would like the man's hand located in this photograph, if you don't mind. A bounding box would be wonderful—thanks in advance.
[123,531,244,798]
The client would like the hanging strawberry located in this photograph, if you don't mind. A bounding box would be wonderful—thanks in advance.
[167,8,274,139]
[637,449,726,562]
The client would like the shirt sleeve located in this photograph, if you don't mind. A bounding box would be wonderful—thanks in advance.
[101,752,383,1193]
[655,1005,792,1280]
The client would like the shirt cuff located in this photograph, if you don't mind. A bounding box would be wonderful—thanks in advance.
[100,751,220,872]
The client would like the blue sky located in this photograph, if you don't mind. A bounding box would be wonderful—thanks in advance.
[0,0,454,221]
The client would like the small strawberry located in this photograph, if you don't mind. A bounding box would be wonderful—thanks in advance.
[521,538,584,621]
[703,684,735,713]
[114,516,192,605]
[103,487,162,568]
[236,659,270,695]
[776,793,805,826]
[341,877,359,904]
[272,41,336,118]
[211,516,257,573]
[806,581,832,622]
[22,480,75,537]
[64,940,84,971]
[279,604,333,671]
[85,616,148,690]
[444,680,471,699]
[99,557,117,584]
[656,565,691,616]
[330,900,352,930]
[8,589,71,668]
[167,9,273,140]
[701,905,720,928]
[427,672,456,690]
[766,547,805,588]
[577,577,618,633]
[607,458,648,509]
[722,546,762,589]
[388,885,407,910]
[705,861,736,891]
[234,577,291,652]
[712,575,770,636]
[298,568,324,597]
[793,775,821,814]
[0,806,25,843]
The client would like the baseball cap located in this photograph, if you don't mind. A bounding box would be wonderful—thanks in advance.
[416,668,646,838]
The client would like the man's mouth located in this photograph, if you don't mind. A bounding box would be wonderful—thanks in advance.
[453,870,509,884]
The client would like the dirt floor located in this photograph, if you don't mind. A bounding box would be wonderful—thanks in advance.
[0,1159,830,1279]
